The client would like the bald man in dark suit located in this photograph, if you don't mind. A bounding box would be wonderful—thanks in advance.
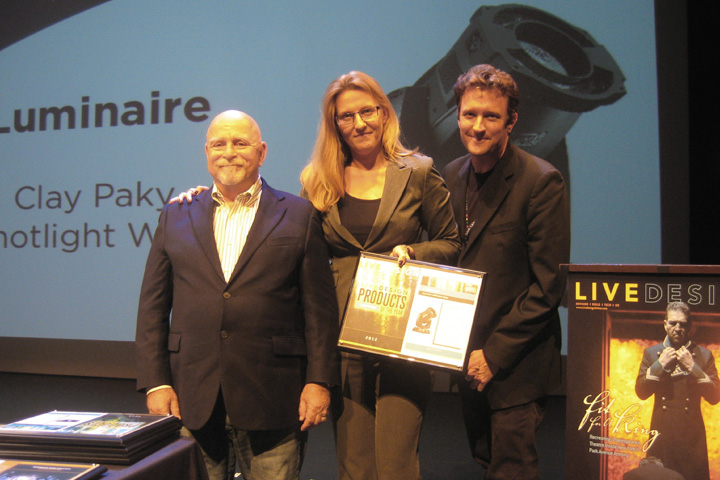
[135,111,339,480]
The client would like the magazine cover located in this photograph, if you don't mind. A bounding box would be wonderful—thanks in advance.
[566,265,720,480]
[339,252,484,371]
[0,459,106,480]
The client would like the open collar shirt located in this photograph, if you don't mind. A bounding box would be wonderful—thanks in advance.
[212,176,263,282]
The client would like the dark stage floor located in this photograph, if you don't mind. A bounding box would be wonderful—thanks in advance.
[301,393,566,480]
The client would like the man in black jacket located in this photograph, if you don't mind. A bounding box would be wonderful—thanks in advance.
[442,64,570,479]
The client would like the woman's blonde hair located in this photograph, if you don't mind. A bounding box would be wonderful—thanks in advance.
[300,71,415,212]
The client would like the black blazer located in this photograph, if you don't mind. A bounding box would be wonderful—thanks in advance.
[443,144,570,409]
[135,179,339,431]
[319,155,460,317]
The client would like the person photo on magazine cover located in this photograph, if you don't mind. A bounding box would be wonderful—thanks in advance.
[634,301,720,480]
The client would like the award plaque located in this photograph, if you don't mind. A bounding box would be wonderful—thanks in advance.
[338,252,484,371]
[0,411,181,465]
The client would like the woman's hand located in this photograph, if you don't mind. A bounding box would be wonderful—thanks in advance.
[169,185,209,204]
[390,244,415,267]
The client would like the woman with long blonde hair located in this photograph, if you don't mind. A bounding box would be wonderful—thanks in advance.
[301,71,459,480]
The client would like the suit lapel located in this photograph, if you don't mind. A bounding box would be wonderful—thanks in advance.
[188,191,225,282]
[227,180,285,283]
[365,160,410,247]
[463,148,515,253]
[326,204,363,249]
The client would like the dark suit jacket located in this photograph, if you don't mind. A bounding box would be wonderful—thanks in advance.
[135,179,339,431]
[318,155,460,317]
[442,144,570,410]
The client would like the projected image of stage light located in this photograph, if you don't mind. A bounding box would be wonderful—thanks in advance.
[389,3,627,184]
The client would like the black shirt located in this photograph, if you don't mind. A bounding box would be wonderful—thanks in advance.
[338,193,381,246]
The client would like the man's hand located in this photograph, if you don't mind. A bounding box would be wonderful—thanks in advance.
[676,345,694,371]
[298,383,330,432]
[169,185,209,204]
[146,387,181,419]
[658,346,678,370]
[466,349,495,392]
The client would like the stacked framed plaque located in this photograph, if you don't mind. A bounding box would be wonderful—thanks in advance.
[338,252,484,371]
[0,459,106,480]
[0,411,181,465]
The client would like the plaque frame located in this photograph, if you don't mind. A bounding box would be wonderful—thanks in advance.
[338,252,485,372]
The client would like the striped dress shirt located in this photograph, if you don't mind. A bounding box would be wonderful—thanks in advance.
[212,176,263,282]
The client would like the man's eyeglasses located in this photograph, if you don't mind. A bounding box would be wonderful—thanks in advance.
[336,106,381,127]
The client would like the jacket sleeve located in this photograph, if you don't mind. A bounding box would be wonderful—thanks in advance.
[483,168,570,370]
[300,207,340,387]
[410,160,461,266]
[696,348,720,405]
[135,208,174,392]
[635,347,664,400]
